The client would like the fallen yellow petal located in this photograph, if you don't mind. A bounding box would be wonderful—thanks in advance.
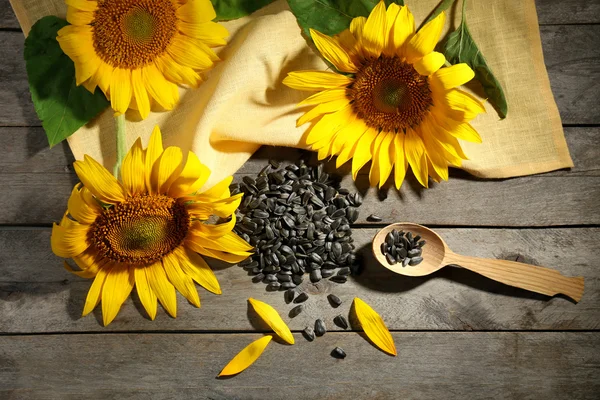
[248,298,295,344]
[353,298,397,356]
[218,335,272,377]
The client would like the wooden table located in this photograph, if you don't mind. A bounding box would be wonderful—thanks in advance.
[1,0,599,398]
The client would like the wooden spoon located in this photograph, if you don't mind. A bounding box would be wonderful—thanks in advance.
[372,223,584,302]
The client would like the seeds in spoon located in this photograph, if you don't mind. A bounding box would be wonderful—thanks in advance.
[381,229,427,267]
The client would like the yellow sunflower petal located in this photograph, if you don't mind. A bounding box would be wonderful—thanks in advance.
[405,128,429,188]
[101,265,134,326]
[121,138,146,196]
[147,262,177,318]
[283,71,353,91]
[361,0,387,58]
[378,131,395,187]
[131,69,150,119]
[413,51,446,76]
[297,98,350,127]
[330,111,359,155]
[156,54,202,88]
[151,147,184,195]
[134,267,157,320]
[218,335,273,377]
[353,297,396,356]
[142,64,179,110]
[391,5,415,56]
[393,133,408,189]
[187,230,253,256]
[163,252,200,308]
[351,127,378,180]
[109,68,133,114]
[335,29,362,63]
[177,247,222,295]
[94,62,115,94]
[382,3,400,56]
[406,11,445,62]
[312,105,354,150]
[178,21,228,46]
[145,126,164,193]
[51,214,90,258]
[67,183,101,224]
[443,89,486,120]
[74,155,127,204]
[297,88,348,107]
[65,0,97,12]
[82,267,108,317]
[336,120,368,168]
[197,176,233,200]
[420,118,449,181]
[167,34,214,71]
[248,298,294,345]
[310,28,358,73]
[186,240,250,263]
[168,152,211,198]
[368,131,387,187]
[305,104,351,146]
[432,64,475,90]
[445,121,482,143]
[66,7,94,25]
[176,0,216,23]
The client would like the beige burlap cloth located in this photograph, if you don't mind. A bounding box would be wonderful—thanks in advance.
[10,0,572,188]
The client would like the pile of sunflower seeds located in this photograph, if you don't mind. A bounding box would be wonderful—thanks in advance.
[231,158,362,291]
[380,229,426,266]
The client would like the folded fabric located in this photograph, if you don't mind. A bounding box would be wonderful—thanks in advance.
[10,0,572,188]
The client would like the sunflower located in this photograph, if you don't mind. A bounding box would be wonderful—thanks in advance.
[283,1,486,188]
[57,0,228,118]
[51,126,252,326]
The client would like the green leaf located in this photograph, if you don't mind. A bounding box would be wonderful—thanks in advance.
[442,1,508,118]
[423,0,456,25]
[24,16,109,147]
[211,0,277,20]
[287,0,403,37]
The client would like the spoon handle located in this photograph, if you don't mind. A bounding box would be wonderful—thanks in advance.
[444,252,584,302]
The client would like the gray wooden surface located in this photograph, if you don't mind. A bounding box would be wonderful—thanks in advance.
[0,0,599,398]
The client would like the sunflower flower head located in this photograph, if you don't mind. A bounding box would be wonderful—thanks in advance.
[51,126,252,326]
[57,0,228,118]
[283,1,486,189]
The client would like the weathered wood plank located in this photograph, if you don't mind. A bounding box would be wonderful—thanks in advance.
[1,227,598,333]
[536,0,600,24]
[0,332,598,399]
[1,25,599,126]
[1,127,599,226]
[1,0,599,29]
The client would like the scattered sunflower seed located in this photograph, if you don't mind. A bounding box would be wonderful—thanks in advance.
[315,319,326,336]
[333,315,349,329]
[294,292,309,303]
[327,294,342,307]
[367,214,383,222]
[284,289,295,304]
[289,304,304,318]
[303,326,315,341]
[331,347,346,359]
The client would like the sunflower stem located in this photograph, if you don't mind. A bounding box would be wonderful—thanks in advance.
[113,114,127,178]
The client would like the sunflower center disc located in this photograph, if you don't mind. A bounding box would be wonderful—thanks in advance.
[90,195,190,264]
[92,0,178,69]
[348,56,433,132]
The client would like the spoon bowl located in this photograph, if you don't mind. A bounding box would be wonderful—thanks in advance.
[372,223,585,302]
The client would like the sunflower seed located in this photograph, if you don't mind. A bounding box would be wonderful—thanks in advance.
[284,289,296,304]
[252,273,265,283]
[310,269,322,283]
[402,257,411,267]
[337,267,351,276]
[408,248,422,258]
[367,214,383,222]
[294,292,309,303]
[409,256,423,266]
[417,240,427,247]
[281,282,297,289]
[385,253,397,265]
[289,304,304,318]
[303,326,315,341]
[266,282,281,291]
[330,275,347,283]
[331,347,346,359]
[327,294,342,307]
[321,269,335,278]
[380,243,388,255]
[334,315,349,329]
[315,319,326,336]
[269,159,281,168]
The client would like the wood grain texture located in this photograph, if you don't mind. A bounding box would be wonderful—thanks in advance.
[1,24,599,126]
[0,332,598,400]
[1,128,600,226]
[1,227,598,333]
